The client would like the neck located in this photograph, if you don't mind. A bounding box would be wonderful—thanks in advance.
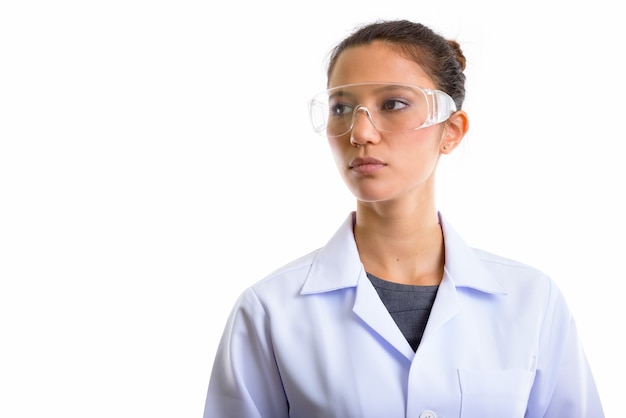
[354,199,444,286]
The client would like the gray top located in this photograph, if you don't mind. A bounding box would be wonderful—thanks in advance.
[367,272,438,351]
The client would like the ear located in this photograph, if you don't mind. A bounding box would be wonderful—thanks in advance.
[440,110,469,154]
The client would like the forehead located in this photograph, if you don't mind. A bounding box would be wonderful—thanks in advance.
[328,41,434,89]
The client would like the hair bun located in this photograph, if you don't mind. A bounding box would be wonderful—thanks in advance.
[447,40,466,71]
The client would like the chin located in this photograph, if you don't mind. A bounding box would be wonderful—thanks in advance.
[351,189,393,203]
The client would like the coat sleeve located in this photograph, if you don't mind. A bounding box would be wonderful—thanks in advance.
[203,288,289,418]
[526,278,604,417]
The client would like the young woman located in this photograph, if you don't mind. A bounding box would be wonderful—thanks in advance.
[203,20,604,417]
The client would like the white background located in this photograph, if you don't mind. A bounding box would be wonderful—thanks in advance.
[1,0,624,416]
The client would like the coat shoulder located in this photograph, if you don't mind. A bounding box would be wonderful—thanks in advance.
[472,248,540,270]
[248,248,321,296]
[472,247,552,287]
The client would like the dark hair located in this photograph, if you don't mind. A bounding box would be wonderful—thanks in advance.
[327,20,466,109]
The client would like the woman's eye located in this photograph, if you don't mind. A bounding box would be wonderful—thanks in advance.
[330,103,354,116]
[381,99,409,111]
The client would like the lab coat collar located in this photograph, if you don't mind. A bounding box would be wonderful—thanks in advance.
[438,213,507,295]
[300,212,506,296]
[301,212,362,294]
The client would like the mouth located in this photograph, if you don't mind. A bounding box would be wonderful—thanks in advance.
[349,157,386,174]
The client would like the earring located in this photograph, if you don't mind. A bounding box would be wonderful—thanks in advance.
[443,145,448,150]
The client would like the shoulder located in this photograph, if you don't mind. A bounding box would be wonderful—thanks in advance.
[471,247,557,298]
[245,248,321,300]
[473,248,544,274]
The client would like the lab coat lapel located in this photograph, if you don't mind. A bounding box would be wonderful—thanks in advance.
[353,271,416,361]
[302,212,505,360]
[422,214,507,339]
[421,269,461,340]
[301,212,415,360]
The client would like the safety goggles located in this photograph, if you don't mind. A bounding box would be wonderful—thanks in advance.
[309,82,457,137]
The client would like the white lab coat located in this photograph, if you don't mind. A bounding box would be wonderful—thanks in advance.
[204,213,603,418]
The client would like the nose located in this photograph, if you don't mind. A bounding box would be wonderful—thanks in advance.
[349,105,380,146]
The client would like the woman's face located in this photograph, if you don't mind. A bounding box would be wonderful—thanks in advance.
[327,41,449,205]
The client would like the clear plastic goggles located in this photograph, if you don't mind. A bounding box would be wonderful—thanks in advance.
[309,82,457,137]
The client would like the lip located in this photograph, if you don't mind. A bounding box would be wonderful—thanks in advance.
[349,157,386,174]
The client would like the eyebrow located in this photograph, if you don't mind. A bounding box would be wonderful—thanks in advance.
[328,90,354,101]
[328,84,417,100]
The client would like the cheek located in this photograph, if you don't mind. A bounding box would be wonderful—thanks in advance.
[401,129,441,155]
[398,132,442,172]
[327,138,349,166]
